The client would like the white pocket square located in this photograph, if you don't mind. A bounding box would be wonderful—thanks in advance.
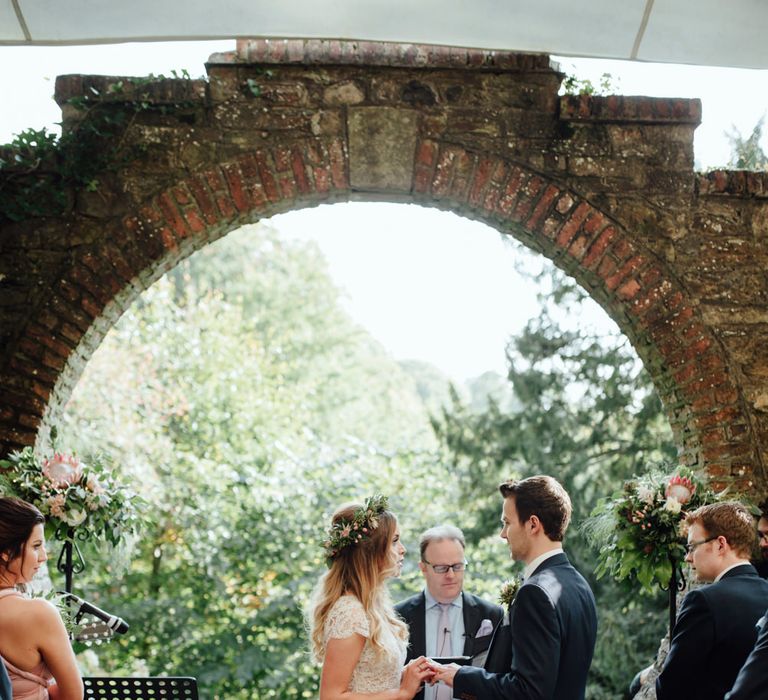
[475,618,494,637]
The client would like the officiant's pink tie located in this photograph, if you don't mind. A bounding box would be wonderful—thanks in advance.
[436,604,453,700]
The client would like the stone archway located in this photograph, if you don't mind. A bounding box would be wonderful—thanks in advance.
[1,39,766,494]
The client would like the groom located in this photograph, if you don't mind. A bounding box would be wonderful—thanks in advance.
[429,475,597,699]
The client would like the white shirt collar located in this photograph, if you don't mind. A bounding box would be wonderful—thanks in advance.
[714,560,752,582]
[425,589,463,610]
[523,548,564,580]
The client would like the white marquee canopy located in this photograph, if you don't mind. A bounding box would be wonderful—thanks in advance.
[2,0,768,69]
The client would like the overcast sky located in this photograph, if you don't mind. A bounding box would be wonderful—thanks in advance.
[2,42,767,379]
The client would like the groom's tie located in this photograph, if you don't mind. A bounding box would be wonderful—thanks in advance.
[436,604,452,700]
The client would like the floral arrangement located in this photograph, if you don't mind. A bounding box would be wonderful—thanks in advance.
[499,576,522,607]
[0,447,142,546]
[323,494,388,567]
[584,466,720,592]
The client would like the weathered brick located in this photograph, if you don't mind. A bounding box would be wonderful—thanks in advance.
[187,177,220,226]
[512,176,543,221]
[527,184,560,229]
[555,202,591,249]
[1,47,766,498]
[468,157,495,208]
[222,163,251,211]
[157,192,190,239]
[290,147,312,195]
[432,146,460,197]
[495,167,526,217]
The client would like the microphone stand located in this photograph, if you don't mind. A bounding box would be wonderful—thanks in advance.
[54,526,86,595]
[659,554,686,636]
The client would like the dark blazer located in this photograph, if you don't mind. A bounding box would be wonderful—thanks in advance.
[0,661,11,700]
[395,591,503,700]
[452,552,597,700]
[725,607,768,699]
[656,564,768,700]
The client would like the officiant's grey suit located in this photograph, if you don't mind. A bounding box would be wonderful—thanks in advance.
[452,552,597,700]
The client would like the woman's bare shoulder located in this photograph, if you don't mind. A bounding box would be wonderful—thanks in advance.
[24,596,64,626]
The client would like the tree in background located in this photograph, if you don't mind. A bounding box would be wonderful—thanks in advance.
[726,115,768,170]
[431,261,676,698]
[61,223,678,699]
[61,223,483,698]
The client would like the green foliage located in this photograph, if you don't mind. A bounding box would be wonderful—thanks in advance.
[61,223,467,698]
[584,467,718,592]
[0,446,144,547]
[726,115,768,170]
[244,68,274,98]
[561,71,618,96]
[431,261,675,696]
[0,73,195,223]
[59,227,677,698]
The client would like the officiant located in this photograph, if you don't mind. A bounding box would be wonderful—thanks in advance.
[395,525,503,700]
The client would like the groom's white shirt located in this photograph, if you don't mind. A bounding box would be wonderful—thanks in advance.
[523,547,563,580]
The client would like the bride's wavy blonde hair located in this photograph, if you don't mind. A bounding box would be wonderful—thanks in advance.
[307,501,408,662]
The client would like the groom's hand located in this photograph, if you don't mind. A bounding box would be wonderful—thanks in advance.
[426,661,460,687]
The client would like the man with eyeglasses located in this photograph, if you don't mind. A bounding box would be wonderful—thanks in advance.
[655,501,768,700]
[395,525,502,700]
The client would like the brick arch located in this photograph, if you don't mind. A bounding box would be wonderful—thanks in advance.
[2,39,766,494]
[4,135,748,492]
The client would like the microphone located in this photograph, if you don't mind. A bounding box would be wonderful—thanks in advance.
[63,593,130,635]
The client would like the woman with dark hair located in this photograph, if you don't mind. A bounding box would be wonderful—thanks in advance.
[0,497,82,700]
[307,495,433,699]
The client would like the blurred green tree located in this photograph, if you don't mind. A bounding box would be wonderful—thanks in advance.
[431,263,676,697]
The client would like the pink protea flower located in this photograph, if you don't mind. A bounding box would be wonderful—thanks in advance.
[665,474,696,505]
[41,453,83,488]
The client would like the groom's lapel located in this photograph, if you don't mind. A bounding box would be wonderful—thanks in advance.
[462,592,480,655]
[411,592,426,657]
[483,604,512,672]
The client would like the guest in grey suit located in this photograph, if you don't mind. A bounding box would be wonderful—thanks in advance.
[395,525,503,700]
[429,475,597,700]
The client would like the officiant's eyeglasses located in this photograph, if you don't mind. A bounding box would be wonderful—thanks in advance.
[422,559,468,574]
[685,535,718,554]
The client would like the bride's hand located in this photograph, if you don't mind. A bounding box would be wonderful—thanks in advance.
[428,661,460,688]
[400,656,435,697]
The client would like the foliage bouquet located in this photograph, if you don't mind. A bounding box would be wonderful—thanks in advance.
[0,446,142,546]
[584,466,719,592]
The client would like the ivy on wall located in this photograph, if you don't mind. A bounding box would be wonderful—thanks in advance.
[0,71,194,224]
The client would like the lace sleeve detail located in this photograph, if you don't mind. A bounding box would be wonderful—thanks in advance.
[325,595,370,641]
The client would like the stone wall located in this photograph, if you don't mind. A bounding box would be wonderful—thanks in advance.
[1,39,766,494]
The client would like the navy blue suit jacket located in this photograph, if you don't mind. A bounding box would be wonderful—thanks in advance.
[656,564,768,700]
[395,591,503,700]
[0,660,11,700]
[453,552,597,700]
[725,607,768,699]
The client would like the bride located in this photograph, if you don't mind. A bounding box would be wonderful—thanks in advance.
[308,495,434,699]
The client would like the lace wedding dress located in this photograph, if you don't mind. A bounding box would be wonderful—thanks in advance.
[323,594,407,692]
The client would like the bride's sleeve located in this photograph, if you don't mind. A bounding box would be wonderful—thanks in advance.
[326,597,370,640]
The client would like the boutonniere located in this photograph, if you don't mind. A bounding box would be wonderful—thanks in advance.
[499,577,522,607]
